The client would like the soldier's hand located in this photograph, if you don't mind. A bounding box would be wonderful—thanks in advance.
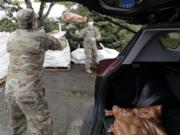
[91,38,96,42]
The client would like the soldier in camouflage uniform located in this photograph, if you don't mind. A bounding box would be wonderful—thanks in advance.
[5,9,67,135]
[76,19,101,73]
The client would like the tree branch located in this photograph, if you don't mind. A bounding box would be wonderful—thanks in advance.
[39,2,45,19]
[92,11,137,34]
[43,2,54,19]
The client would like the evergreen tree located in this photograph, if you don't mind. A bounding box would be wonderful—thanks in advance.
[60,4,141,51]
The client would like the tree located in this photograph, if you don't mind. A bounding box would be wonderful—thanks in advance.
[21,0,56,26]
[0,0,56,27]
[60,4,141,51]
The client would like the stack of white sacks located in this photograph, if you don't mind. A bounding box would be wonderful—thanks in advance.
[0,32,10,79]
[71,43,119,64]
[0,31,118,80]
[43,31,71,68]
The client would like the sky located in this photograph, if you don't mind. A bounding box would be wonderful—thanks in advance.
[21,2,66,18]
[0,2,67,19]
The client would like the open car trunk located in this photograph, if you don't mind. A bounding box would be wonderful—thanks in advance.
[68,0,180,24]
[103,62,180,135]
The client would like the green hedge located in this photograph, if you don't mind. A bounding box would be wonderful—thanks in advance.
[0,18,18,32]
[42,19,59,33]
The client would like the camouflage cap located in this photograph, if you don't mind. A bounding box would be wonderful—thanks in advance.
[17,8,37,28]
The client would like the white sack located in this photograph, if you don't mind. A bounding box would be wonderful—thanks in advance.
[0,32,10,79]
[0,53,9,79]
[97,43,119,62]
[71,45,86,64]
[43,40,71,67]
[49,31,66,39]
[0,32,10,57]
[71,43,119,64]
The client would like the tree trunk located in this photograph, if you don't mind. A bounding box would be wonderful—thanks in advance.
[38,2,55,27]
[43,2,55,19]
[38,1,45,27]
[24,0,33,10]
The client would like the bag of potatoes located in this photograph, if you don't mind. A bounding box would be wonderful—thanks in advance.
[105,105,167,135]
[61,12,87,23]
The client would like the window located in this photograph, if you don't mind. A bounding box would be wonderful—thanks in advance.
[160,32,180,50]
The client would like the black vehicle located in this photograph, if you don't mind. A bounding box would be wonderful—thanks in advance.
[81,24,180,135]
[65,0,180,134]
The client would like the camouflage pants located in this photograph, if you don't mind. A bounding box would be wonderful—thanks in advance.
[5,89,53,135]
[83,42,97,70]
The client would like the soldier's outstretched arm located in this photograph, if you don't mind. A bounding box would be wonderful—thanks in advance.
[41,33,67,51]
[95,28,101,41]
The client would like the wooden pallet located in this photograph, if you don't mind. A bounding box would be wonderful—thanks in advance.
[44,65,71,71]
[0,77,6,85]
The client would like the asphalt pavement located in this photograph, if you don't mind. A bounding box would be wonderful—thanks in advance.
[0,64,95,135]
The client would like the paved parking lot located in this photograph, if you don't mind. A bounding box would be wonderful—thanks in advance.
[0,64,95,135]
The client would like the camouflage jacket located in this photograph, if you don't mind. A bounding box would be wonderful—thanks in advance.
[5,29,66,93]
[76,27,101,43]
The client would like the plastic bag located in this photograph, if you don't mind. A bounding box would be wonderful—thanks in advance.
[43,39,71,67]
[48,31,66,39]
[61,12,87,23]
[97,43,119,63]
[105,105,167,135]
[71,43,119,64]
